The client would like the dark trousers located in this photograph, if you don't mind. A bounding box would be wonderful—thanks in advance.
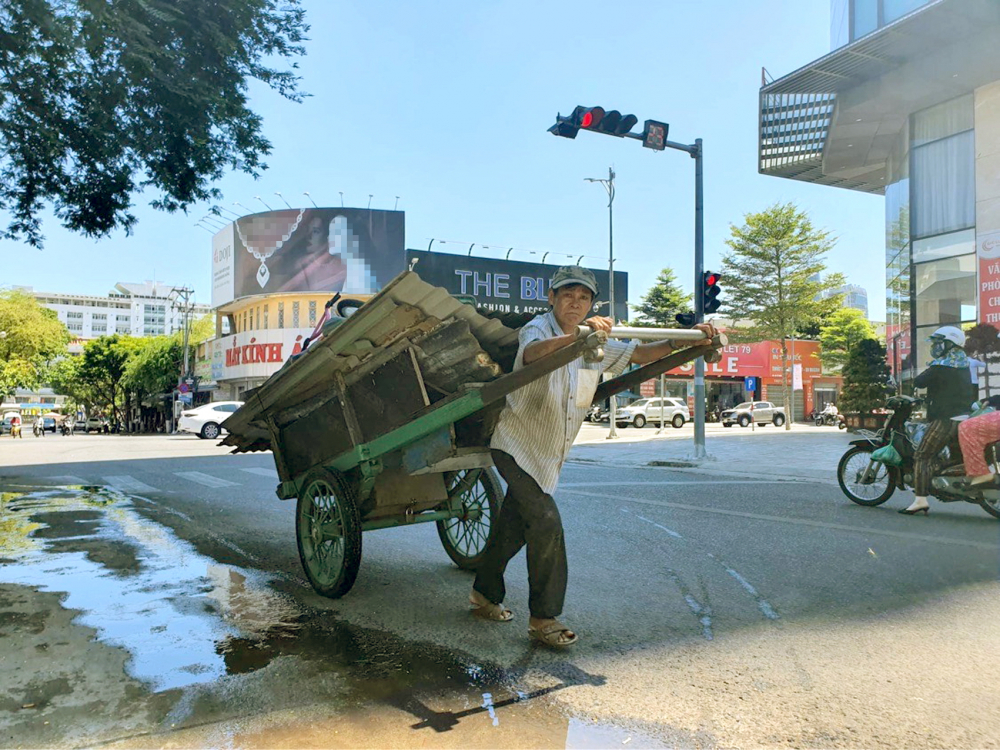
[914,418,958,496]
[473,449,568,619]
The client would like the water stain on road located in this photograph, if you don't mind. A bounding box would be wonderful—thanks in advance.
[0,487,669,748]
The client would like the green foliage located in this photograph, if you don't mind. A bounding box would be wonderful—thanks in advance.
[840,339,892,414]
[0,290,70,397]
[631,268,691,327]
[123,336,182,400]
[721,202,844,427]
[0,0,308,246]
[77,335,134,424]
[189,314,216,345]
[819,308,877,370]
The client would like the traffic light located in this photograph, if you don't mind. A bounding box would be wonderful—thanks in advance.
[549,106,639,139]
[642,120,669,151]
[702,271,722,314]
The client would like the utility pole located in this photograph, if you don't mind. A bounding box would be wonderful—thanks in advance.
[170,287,195,433]
[586,167,618,440]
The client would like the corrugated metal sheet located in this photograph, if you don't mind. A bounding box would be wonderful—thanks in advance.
[220,271,520,454]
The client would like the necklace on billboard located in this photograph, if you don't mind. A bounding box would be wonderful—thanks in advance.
[235,209,306,288]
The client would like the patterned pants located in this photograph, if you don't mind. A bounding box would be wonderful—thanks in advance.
[913,419,958,497]
[958,411,1000,476]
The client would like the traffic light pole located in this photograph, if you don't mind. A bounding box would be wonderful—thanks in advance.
[650,136,708,459]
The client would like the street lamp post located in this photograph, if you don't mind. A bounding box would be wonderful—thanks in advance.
[585,167,618,440]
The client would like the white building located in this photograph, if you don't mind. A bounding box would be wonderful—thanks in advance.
[19,281,210,347]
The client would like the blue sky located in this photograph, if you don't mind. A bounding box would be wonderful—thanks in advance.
[2,0,887,320]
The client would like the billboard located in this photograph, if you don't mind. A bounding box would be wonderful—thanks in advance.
[212,208,406,308]
[406,250,630,321]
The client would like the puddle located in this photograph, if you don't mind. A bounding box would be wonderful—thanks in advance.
[0,487,670,748]
[0,487,302,692]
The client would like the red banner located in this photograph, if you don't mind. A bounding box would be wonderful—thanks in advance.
[978,230,1000,325]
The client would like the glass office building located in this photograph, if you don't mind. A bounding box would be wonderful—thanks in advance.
[760,0,1000,387]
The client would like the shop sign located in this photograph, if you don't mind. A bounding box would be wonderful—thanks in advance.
[978,229,1000,325]
[213,328,314,381]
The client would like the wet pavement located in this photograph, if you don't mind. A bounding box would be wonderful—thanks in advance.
[0,486,662,749]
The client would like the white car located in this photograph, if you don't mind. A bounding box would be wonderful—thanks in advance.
[178,401,243,439]
[615,397,691,429]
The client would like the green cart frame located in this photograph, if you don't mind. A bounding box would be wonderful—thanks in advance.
[222,272,722,599]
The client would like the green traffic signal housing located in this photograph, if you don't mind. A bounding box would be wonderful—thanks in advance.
[702,271,722,314]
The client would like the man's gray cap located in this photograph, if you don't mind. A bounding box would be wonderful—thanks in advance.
[550,265,599,296]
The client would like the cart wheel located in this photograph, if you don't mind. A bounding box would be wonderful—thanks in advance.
[437,467,502,570]
[295,467,362,598]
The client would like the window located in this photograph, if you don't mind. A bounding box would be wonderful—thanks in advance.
[912,228,975,264]
[263,304,269,329]
[911,131,975,239]
[883,0,929,24]
[292,301,300,327]
[914,254,977,327]
[309,300,317,326]
[278,302,284,329]
[852,0,878,39]
[249,308,254,330]
[214,403,239,413]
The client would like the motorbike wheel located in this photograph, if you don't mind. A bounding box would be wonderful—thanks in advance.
[978,496,1000,520]
[837,445,897,506]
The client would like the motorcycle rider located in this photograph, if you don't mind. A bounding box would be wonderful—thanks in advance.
[900,326,972,516]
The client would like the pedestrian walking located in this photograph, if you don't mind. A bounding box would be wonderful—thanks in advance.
[900,326,972,515]
[468,265,717,646]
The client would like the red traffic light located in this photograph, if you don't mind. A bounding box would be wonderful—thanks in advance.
[705,272,720,286]
[580,107,604,129]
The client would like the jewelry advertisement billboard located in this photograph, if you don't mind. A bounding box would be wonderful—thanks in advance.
[212,208,406,308]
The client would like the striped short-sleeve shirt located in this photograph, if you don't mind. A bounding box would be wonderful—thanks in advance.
[490,311,637,494]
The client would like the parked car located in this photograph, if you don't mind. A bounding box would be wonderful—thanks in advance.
[178,401,244,439]
[615,397,691,429]
[720,401,786,428]
[84,416,109,433]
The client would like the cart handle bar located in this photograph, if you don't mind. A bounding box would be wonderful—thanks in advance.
[578,325,728,345]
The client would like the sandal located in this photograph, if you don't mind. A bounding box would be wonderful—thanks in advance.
[528,620,578,648]
[469,594,513,622]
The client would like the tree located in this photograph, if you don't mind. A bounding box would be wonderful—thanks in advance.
[964,323,1000,397]
[0,290,70,397]
[840,338,892,414]
[721,202,845,429]
[631,268,691,326]
[0,0,308,247]
[819,308,877,371]
[78,335,134,426]
[123,336,182,405]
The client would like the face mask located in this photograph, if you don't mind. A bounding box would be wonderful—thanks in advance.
[930,340,948,359]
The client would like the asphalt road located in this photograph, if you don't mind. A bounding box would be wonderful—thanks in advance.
[1,434,998,749]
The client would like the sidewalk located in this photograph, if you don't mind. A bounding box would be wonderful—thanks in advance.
[570,422,858,484]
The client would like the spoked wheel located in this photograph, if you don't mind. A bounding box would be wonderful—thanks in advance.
[837,446,897,506]
[437,467,503,570]
[295,467,362,598]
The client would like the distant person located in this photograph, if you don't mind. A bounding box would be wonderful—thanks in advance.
[10,414,22,438]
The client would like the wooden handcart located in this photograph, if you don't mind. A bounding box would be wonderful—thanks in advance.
[222,271,725,598]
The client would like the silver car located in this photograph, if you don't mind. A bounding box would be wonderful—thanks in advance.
[615,397,691,429]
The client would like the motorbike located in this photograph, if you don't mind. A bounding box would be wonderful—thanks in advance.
[814,410,846,429]
[32,421,42,437]
[836,395,1000,519]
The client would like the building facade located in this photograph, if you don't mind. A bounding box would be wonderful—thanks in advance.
[22,281,209,349]
[823,283,869,317]
[760,0,1000,387]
